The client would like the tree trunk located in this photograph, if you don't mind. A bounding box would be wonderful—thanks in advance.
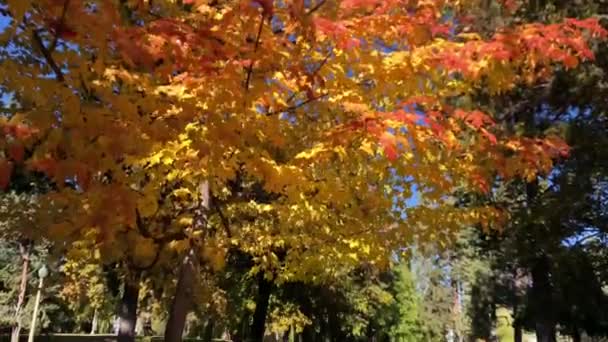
[531,256,556,342]
[165,181,209,342]
[118,272,141,342]
[164,250,196,342]
[288,326,295,342]
[514,318,522,342]
[250,273,273,342]
[319,311,328,342]
[299,293,314,342]
[328,308,342,342]
[11,242,31,342]
[203,319,214,342]
[90,308,98,334]
[572,328,581,342]
[234,309,248,342]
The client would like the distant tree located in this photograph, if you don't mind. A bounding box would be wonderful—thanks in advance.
[389,262,424,342]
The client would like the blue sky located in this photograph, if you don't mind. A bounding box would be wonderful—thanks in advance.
[0,12,11,107]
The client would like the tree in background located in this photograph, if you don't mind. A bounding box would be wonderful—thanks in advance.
[389,261,424,342]
[457,0,608,340]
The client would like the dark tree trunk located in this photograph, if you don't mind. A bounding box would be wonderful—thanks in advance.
[301,324,315,342]
[250,273,273,342]
[118,271,141,342]
[328,308,343,342]
[11,241,31,342]
[531,256,556,342]
[165,251,196,342]
[572,328,581,342]
[234,308,248,342]
[514,318,523,342]
[203,319,214,342]
[165,181,209,342]
[298,292,314,342]
[318,311,328,342]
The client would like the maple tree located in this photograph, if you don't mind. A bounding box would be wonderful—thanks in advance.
[0,0,606,341]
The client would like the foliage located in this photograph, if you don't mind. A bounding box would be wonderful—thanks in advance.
[0,0,600,284]
[0,239,77,334]
[389,262,424,342]
[0,0,607,341]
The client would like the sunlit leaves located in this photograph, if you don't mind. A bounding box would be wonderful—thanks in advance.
[0,0,604,292]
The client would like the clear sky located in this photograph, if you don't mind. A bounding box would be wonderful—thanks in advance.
[0,11,10,106]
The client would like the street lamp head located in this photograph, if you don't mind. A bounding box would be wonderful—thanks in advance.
[38,265,48,279]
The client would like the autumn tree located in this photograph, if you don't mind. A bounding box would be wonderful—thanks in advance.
[0,0,606,341]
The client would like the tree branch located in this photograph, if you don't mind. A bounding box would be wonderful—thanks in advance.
[244,15,265,92]
[307,0,327,15]
[265,93,329,116]
[212,201,232,239]
[32,30,65,82]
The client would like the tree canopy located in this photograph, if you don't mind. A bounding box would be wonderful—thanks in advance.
[0,0,606,341]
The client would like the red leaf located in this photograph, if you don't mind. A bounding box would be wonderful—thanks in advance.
[481,128,497,145]
[566,18,608,38]
[47,19,78,40]
[8,142,25,163]
[74,163,91,190]
[563,54,579,69]
[340,0,382,11]
[389,110,418,125]
[14,124,38,140]
[472,173,490,193]
[455,109,494,129]
[0,159,13,190]
[29,157,57,177]
[379,132,398,161]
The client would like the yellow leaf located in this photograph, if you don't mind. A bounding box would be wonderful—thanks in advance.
[295,144,327,159]
[177,215,193,227]
[169,240,190,254]
[132,234,157,265]
[137,195,158,218]
[359,140,376,155]
[172,188,192,199]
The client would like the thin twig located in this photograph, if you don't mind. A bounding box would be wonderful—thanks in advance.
[312,51,332,76]
[279,51,332,108]
[266,93,329,116]
[244,14,265,92]
[307,0,327,15]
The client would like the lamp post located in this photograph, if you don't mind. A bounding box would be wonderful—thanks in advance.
[28,265,48,342]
